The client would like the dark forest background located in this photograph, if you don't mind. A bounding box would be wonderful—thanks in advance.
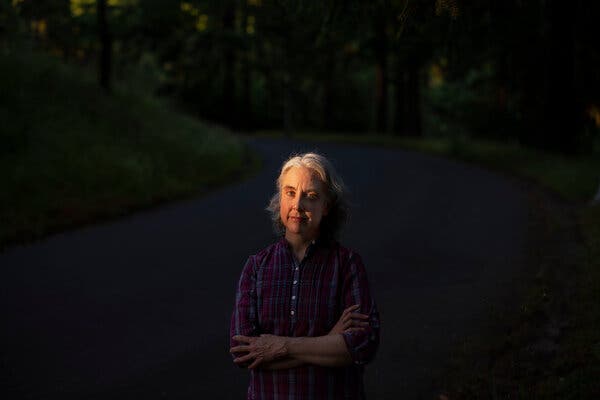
[2,2,600,398]
[3,0,600,155]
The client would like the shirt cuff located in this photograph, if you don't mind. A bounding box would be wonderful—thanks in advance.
[341,329,377,366]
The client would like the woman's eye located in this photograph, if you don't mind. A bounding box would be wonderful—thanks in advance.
[286,191,295,197]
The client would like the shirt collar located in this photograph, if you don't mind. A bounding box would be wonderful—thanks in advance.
[279,235,334,261]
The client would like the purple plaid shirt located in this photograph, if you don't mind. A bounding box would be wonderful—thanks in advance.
[230,237,380,399]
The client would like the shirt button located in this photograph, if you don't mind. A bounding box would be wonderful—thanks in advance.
[293,280,298,285]
[292,295,296,300]
[295,267,299,271]
[290,310,295,315]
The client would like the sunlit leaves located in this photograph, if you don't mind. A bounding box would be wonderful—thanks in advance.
[435,0,459,19]
[180,2,209,32]
[70,0,94,17]
[247,15,255,34]
[196,14,208,31]
[26,18,47,40]
[69,0,138,17]
[180,2,196,15]
[429,63,444,87]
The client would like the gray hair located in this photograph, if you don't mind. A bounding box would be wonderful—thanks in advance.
[266,152,349,240]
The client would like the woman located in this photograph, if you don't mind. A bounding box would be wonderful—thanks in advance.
[230,152,380,399]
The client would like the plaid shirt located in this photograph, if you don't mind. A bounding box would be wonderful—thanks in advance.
[230,238,380,399]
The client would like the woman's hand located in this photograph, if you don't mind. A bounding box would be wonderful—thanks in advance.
[230,334,289,369]
[328,304,370,335]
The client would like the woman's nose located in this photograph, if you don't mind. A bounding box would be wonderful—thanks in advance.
[291,197,303,210]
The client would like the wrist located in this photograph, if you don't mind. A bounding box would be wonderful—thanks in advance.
[285,336,301,358]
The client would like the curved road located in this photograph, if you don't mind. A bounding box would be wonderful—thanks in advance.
[0,138,528,399]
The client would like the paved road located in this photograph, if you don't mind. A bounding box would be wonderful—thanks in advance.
[0,138,528,399]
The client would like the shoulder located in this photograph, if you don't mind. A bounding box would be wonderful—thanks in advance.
[327,241,364,267]
[248,238,288,269]
[329,240,361,259]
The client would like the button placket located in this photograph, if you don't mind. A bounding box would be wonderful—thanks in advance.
[290,259,301,324]
[289,242,313,332]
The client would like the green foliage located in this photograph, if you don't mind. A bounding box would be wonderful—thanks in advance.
[0,49,248,247]
[424,63,519,139]
[6,0,600,154]
[115,50,166,95]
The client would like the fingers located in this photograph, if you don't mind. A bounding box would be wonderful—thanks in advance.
[248,357,263,369]
[343,319,369,330]
[342,319,369,329]
[232,335,254,344]
[353,319,370,327]
[233,352,263,369]
[344,327,366,333]
[341,306,369,321]
[349,312,370,320]
[230,345,250,353]
[233,353,255,364]
[343,304,360,315]
[248,359,261,369]
[340,309,370,331]
[332,304,369,333]
[231,335,263,368]
[342,312,369,324]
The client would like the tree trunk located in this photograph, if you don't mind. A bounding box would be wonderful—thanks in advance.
[240,0,252,130]
[548,0,581,153]
[322,49,335,131]
[536,0,582,154]
[394,64,407,135]
[405,58,422,136]
[394,59,422,137]
[283,70,293,135]
[97,0,111,92]
[222,3,236,126]
[374,10,388,133]
[282,31,294,135]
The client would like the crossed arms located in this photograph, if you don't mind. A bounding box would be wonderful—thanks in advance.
[230,305,369,370]
[230,252,380,371]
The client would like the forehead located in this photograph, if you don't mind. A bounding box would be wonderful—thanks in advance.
[280,166,325,189]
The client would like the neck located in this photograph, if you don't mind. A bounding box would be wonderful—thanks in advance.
[285,232,317,261]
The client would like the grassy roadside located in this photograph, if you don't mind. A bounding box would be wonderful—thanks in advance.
[0,50,259,250]
[436,194,599,399]
[270,131,599,398]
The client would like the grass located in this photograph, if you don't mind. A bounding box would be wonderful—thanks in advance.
[0,49,256,249]
[259,130,600,398]
[438,199,600,399]
[560,204,600,397]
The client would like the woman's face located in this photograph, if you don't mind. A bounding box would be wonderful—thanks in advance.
[279,166,329,242]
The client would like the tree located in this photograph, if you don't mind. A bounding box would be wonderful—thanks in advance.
[97,0,111,92]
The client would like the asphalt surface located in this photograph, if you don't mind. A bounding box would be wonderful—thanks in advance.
[0,138,528,399]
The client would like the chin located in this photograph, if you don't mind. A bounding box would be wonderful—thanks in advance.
[285,226,303,234]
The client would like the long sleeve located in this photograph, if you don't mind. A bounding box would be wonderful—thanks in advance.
[230,256,258,354]
[229,240,376,399]
[340,252,380,365]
